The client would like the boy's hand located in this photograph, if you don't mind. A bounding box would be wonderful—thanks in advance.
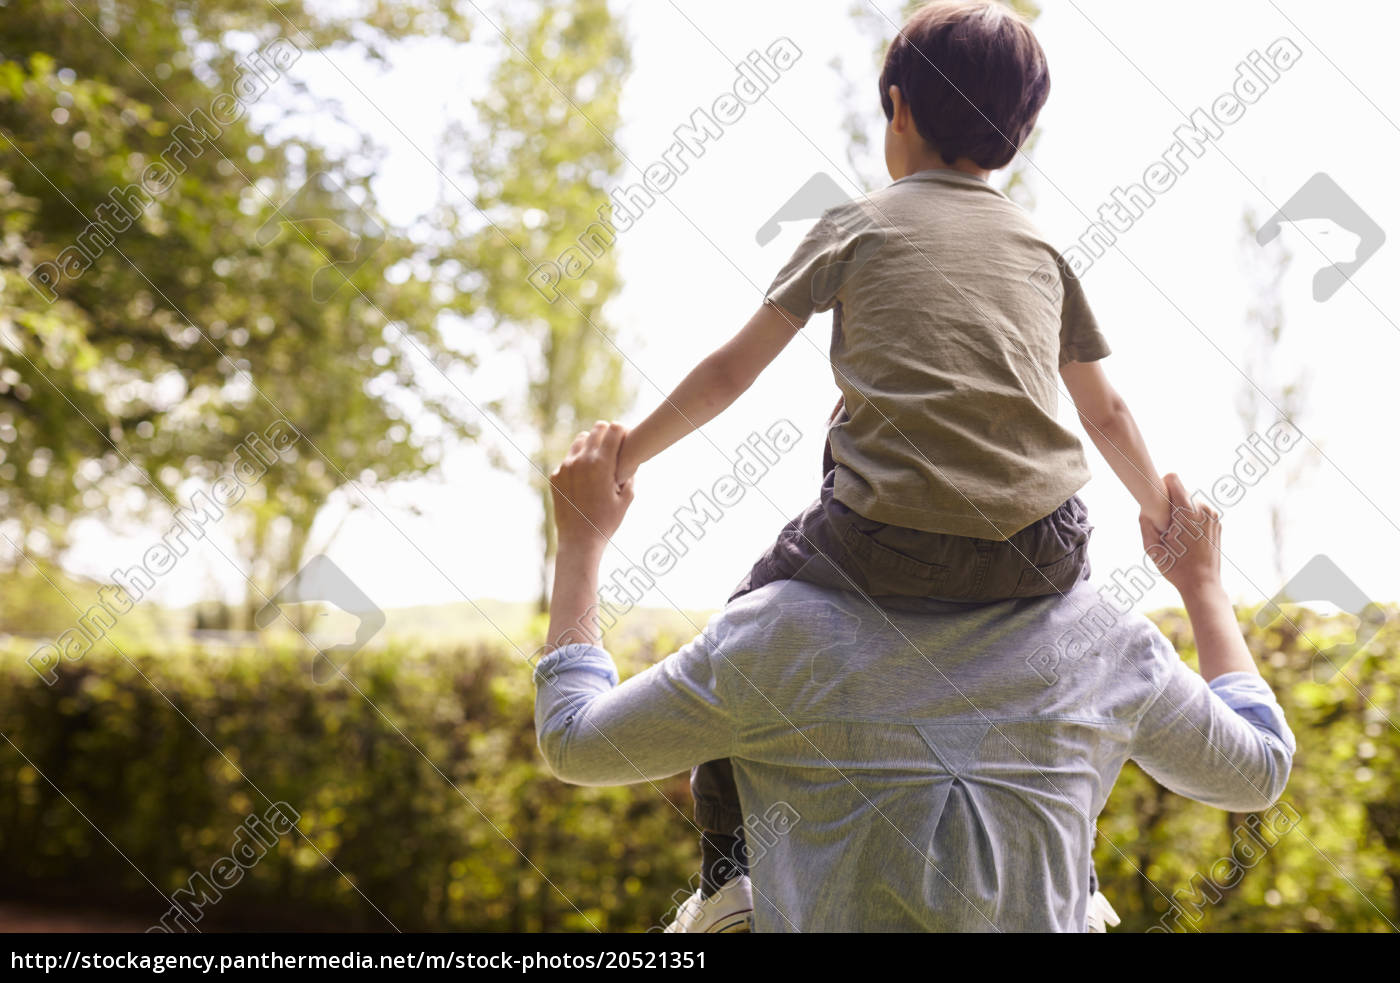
[1140,498,1172,537]
[1138,473,1222,599]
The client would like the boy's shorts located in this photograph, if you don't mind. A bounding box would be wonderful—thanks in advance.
[727,443,1093,604]
[693,434,1094,835]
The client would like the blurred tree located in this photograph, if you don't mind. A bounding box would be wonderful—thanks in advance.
[446,0,632,611]
[1239,206,1314,582]
[0,0,476,611]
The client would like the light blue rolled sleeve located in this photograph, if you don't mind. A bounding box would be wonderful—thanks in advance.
[534,642,619,689]
[532,633,733,788]
[1208,670,1297,757]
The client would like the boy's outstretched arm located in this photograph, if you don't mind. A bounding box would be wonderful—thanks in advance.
[615,301,805,482]
[1060,358,1171,532]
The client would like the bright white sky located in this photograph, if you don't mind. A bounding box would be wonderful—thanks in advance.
[67,0,1400,626]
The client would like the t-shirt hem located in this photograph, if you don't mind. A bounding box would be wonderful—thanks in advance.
[764,289,816,325]
[1059,338,1113,366]
[833,473,1090,541]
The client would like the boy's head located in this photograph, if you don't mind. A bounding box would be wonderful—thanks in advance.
[879,1,1049,177]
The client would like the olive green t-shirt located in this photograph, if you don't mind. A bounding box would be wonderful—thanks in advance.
[765,168,1109,540]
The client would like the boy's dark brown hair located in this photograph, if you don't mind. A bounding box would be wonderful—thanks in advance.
[879,1,1049,170]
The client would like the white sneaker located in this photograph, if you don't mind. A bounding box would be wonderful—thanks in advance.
[1085,890,1121,933]
[663,875,754,933]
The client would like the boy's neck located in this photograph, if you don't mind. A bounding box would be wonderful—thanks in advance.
[893,153,991,183]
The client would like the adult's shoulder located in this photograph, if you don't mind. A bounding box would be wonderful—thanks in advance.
[1026,580,1183,691]
[702,580,879,663]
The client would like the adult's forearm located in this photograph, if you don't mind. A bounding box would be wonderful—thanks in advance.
[544,540,604,654]
[1179,579,1259,681]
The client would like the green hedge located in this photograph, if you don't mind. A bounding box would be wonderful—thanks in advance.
[0,637,696,932]
[1098,608,1399,932]
[0,608,1396,932]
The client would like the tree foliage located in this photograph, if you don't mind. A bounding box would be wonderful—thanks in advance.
[444,0,632,609]
[0,0,475,596]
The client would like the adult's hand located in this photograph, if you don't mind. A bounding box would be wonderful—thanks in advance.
[550,421,635,558]
[1140,473,1255,680]
[543,422,634,655]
